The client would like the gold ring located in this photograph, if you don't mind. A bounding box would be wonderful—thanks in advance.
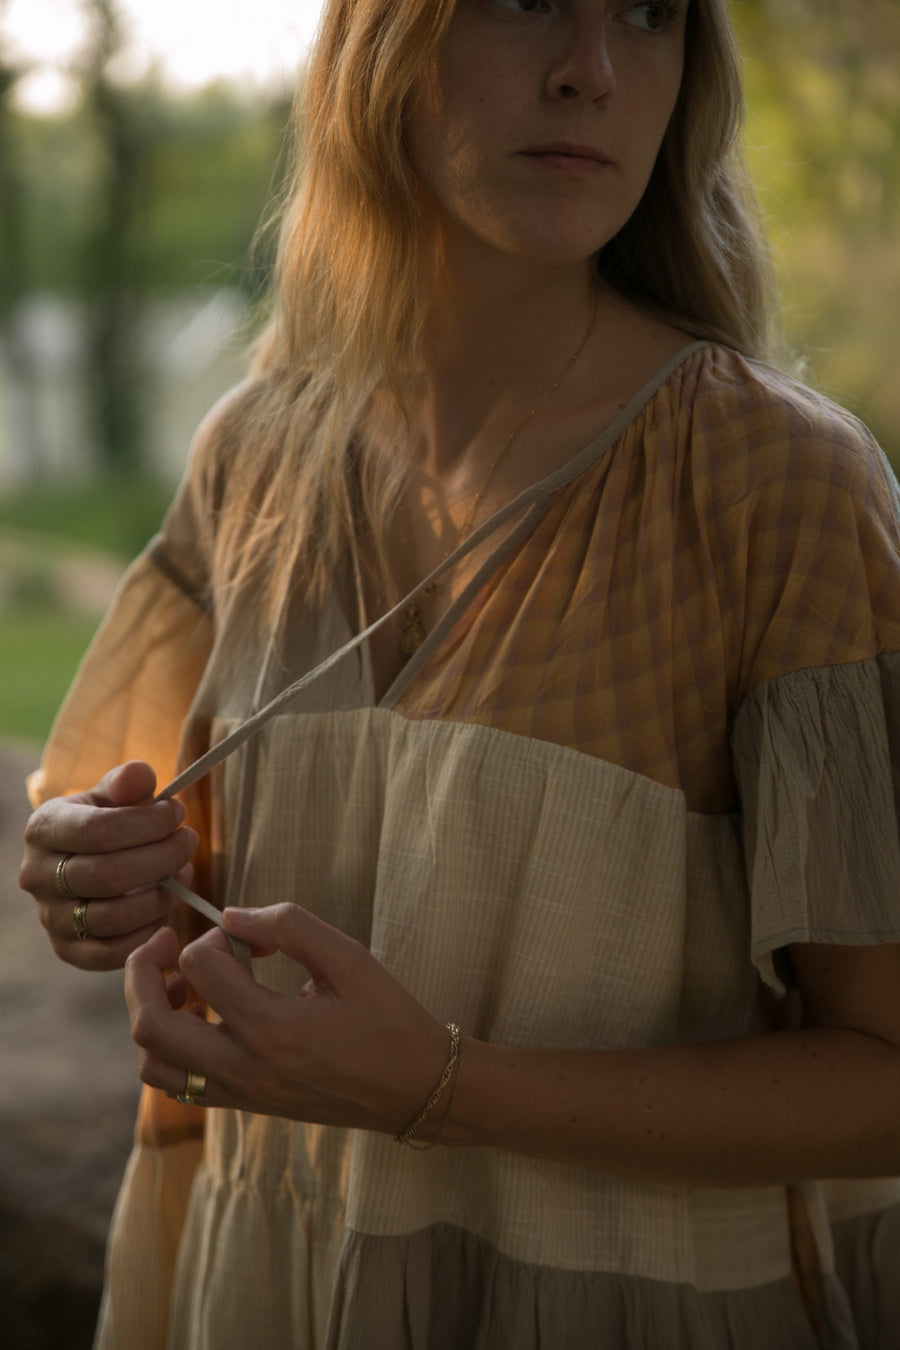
[56,854,77,899]
[73,899,93,940]
[176,1068,208,1106]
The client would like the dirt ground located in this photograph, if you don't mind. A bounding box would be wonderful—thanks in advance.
[0,741,139,1350]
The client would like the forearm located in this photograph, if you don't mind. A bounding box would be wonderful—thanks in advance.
[435,1027,900,1185]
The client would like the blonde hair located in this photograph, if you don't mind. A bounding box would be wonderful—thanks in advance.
[211,0,779,612]
[599,0,778,355]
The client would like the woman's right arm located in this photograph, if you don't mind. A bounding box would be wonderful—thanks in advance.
[19,759,199,972]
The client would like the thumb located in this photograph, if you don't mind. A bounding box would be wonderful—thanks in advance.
[99,760,159,808]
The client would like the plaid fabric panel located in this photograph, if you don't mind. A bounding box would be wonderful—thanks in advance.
[394,347,900,814]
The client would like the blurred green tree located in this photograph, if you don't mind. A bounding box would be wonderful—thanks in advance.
[78,0,153,473]
[733,0,900,456]
[1,1,896,470]
[0,0,43,481]
[4,0,291,479]
[0,0,29,327]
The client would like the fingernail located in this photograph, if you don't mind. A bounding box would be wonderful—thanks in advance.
[224,907,258,927]
[172,801,187,825]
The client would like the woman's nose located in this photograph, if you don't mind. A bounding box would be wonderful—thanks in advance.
[546,19,617,102]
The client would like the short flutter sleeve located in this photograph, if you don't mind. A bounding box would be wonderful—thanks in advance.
[26,387,238,807]
[722,374,900,991]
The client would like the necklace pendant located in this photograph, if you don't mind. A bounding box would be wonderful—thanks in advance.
[399,604,427,657]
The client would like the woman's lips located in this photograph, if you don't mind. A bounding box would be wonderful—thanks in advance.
[520,144,613,176]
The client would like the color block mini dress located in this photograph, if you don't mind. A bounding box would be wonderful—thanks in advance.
[32,344,900,1350]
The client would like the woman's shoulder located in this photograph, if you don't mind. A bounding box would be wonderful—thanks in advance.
[182,376,270,496]
[150,378,270,592]
[677,343,897,515]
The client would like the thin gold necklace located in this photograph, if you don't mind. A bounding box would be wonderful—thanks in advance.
[398,295,599,657]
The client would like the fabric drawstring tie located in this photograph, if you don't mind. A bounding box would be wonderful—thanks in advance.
[153,341,708,971]
[153,487,551,972]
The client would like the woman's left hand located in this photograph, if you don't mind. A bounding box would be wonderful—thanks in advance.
[124,904,450,1134]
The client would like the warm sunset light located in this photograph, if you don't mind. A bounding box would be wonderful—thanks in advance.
[4,0,325,112]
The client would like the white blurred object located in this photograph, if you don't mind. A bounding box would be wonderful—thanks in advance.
[0,295,93,487]
[0,289,251,489]
[6,0,324,113]
[152,289,249,377]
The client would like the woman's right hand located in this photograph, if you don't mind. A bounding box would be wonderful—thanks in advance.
[18,760,198,972]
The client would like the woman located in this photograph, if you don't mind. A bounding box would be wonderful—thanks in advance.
[19,1,900,1347]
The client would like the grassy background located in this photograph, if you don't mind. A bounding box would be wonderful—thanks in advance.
[0,604,99,745]
[0,477,171,746]
[0,478,171,559]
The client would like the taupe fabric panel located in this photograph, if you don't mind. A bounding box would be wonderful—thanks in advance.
[731,654,900,991]
[832,1207,900,1350]
[324,1223,857,1350]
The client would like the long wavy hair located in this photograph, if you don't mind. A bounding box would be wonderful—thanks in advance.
[209,0,779,613]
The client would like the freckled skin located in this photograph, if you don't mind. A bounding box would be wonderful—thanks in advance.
[405,0,688,271]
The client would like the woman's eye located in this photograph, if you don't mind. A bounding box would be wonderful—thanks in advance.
[621,3,679,32]
[487,0,552,13]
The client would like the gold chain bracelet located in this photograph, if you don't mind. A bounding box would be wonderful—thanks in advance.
[394,1022,461,1149]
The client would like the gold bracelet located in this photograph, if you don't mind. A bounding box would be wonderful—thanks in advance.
[394,1022,461,1149]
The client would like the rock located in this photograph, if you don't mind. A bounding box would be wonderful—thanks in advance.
[0,743,139,1350]
[0,530,124,617]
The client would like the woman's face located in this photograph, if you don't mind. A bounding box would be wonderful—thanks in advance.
[405,0,689,271]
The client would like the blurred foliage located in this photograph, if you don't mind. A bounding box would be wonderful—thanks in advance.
[15,80,290,299]
[0,0,896,465]
[0,477,171,557]
[0,603,98,743]
[733,0,900,461]
[1,0,292,473]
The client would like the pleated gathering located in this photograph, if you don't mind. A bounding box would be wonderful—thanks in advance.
[731,653,900,992]
[325,1223,859,1350]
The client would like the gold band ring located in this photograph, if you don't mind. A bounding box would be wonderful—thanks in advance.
[73,899,93,941]
[176,1068,208,1106]
[56,854,77,899]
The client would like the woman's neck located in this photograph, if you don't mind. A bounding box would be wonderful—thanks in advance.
[383,218,696,525]
[412,243,602,475]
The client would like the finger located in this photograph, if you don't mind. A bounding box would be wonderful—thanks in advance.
[179,927,281,1033]
[126,929,240,1094]
[140,1051,218,1105]
[30,853,195,973]
[24,790,187,863]
[165,971,192,1011]
[43,827,199,902]
[48,884,178,944]
[222,904,367,990]
[41,905,177,973]
[126,927,194,1041]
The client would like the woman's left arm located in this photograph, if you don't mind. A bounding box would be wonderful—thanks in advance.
[445,940,900,1183]
[126,907,900,1185]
